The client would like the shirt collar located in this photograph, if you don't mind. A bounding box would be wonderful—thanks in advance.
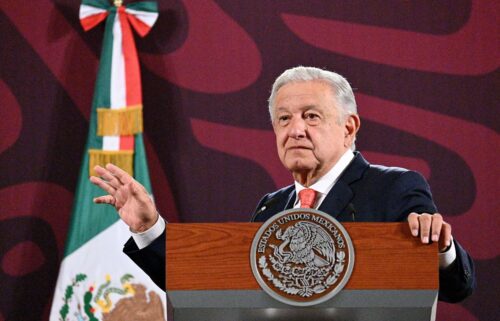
[295,149,355,197]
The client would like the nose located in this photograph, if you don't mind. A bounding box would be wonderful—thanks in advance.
[288,117,307,139]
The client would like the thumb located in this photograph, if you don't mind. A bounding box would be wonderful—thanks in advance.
[128,181,139,195]
[128,181,152,205]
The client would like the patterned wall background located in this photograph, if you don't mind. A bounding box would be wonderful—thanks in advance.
[0,0,498,320]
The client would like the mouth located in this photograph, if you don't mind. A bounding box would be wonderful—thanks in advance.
[286,146,312,151]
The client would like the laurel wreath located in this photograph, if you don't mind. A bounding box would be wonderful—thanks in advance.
[259,256,301,295]
[59,273,87,321]
[259,251,346,298]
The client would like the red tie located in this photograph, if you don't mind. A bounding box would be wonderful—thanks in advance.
[299,188,317,209]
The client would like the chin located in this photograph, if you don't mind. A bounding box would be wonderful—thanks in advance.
[285,159,315,172]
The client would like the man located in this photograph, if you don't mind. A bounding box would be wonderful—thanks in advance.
[90,66,475,303]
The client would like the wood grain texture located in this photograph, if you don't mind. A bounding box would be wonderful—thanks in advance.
[166,223,438,291]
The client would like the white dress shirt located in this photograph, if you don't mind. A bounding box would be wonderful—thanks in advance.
[294,150,355,209]
[131,214,165,250]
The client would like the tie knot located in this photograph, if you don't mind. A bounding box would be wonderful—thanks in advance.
[298,188,317,209]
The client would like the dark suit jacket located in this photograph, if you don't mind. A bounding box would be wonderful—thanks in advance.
[252,152,475,303]
[124,152,475,303]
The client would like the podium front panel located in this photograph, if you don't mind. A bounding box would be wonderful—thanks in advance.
[166,222,438,321]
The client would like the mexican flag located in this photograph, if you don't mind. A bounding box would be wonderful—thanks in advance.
[50,1,165,320]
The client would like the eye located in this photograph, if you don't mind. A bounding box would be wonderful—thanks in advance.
[304,112,320,123]
[277,114,291,126]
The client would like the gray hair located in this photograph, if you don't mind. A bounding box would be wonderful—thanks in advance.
[268,66,357,122]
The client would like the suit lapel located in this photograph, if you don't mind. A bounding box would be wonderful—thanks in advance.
[318,180,354,218]
[285,189,296,210]
[318,152,369,218]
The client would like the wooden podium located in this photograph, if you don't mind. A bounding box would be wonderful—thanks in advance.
[166,222,438,321]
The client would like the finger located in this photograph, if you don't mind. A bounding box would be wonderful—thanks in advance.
[93,195,116,205]
[407,213,420,236]
[89,175,116,195]
[99,171,122,190]
[93,166,122,188]
[430,213,443,242]
[93,165,110,177]
[106,163,133,185]
[440,223,452,250]
[418,214,432,244]
[94,165,123,189]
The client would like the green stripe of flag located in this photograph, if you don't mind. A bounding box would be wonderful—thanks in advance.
[82,0,110,10]
[94,9,114,111]
[128,2,158,13]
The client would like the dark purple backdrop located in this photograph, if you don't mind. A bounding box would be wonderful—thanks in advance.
[0,0,498,320]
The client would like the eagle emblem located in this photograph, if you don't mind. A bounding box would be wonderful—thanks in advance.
[251,209,355,306]
[272,221,335,268]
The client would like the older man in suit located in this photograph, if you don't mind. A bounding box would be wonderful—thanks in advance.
[90,66,475,303]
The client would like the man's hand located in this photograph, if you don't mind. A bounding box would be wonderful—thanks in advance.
[89,163,158,232]
[408,212,452,252]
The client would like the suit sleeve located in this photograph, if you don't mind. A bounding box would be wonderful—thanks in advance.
[438,239,476,302]
[391,170,476,302]
[388,170,437,221]
[123,230,166,291]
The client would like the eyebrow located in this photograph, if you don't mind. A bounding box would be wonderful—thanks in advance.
[276,105,319,112]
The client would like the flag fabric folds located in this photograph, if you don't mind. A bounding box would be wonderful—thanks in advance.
[50,1,165,320]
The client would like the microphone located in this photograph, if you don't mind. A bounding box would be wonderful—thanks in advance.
[346,203,356,222]
[252,197,279,221]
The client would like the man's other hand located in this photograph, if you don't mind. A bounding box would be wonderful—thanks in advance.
[408,212,452,252]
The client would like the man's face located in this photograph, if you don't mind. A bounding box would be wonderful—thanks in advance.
[272,81,356,184]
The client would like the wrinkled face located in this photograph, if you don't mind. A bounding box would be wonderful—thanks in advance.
[272,81,354,183]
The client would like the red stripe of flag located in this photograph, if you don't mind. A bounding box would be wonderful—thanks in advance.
[119,8,142,106]
[120,135,134,150]
[80,12,108,31]
[127,14,153,37]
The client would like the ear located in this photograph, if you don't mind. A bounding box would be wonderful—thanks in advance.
[344,114,360,147]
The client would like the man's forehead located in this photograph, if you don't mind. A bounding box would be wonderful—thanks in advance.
[274,83,335,110]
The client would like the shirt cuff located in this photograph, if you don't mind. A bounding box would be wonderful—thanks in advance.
[130,215,166,250]
[438,237,457,269]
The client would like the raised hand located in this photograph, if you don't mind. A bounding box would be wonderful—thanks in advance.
[89,163,158,232]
